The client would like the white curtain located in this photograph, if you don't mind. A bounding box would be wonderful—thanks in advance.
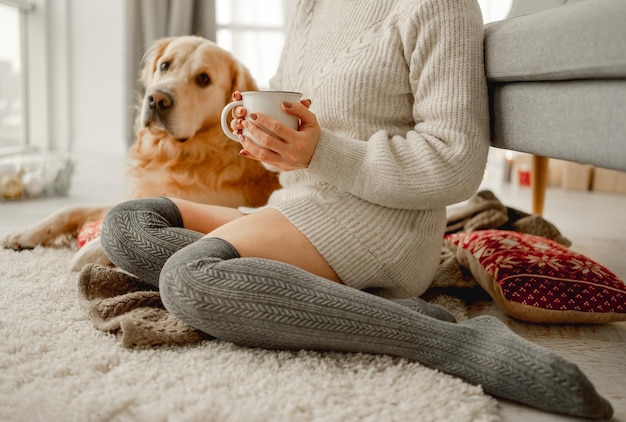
[138,0,216,43]
[125,0,216,146]
[214,0,290,88]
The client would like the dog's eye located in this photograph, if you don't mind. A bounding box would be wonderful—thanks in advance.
[196,72,211,87]
[160,62,170,72]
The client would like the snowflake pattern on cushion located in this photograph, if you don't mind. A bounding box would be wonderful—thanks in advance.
[445,230,625,314]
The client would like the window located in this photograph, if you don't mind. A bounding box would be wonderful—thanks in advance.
[477,0,512,23]
[214,1,511,88]
[0,0,32,152]
[215,0,292,88]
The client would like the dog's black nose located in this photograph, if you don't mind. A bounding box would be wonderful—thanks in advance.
[147,90,174,112]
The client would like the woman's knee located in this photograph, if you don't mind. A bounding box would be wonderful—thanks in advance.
[104,197,183,229]
[101,201,135,254]
[99,197,187,283]
[159,237,240,290]
[157,242,214,335]
[102,198,181,245]
[159,237,240,327]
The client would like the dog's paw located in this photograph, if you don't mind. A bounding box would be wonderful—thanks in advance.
[1,231,39,251]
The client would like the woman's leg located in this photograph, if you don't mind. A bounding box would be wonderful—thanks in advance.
[100,197,456,322]
[100,197,241,286]
[100,197,612,418]
[100,196,339,285]
[159,236,613,420]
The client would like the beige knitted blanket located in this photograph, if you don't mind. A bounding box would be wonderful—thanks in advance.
[77,190,571,348]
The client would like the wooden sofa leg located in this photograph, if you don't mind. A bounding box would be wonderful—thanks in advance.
[532,155,549,215]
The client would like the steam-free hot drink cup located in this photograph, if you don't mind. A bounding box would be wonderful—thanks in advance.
[220,91,302,146]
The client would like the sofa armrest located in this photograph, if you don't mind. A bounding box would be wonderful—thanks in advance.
[485,0,626,82]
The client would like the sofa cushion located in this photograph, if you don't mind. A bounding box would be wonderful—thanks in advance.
[506,0,568,19]
[484,0,626,82]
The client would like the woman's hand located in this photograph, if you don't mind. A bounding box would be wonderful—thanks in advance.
[229,91,246,136]
[231,93,320,172]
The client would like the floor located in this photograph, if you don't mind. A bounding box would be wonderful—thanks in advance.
[1,149,625,421]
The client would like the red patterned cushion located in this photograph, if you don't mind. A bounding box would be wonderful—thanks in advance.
[444,230,626,323]
[77,219,103,249]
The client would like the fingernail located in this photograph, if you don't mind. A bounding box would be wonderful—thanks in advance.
[239,150,249,157]
[250,113,258,120]
[282,101,292,108]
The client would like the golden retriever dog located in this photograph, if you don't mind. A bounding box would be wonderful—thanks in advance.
[2,36,279,270]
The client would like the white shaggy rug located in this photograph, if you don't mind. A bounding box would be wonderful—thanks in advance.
[0,246,500,422]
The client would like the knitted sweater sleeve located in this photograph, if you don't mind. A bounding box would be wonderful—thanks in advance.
[306,0,490,210]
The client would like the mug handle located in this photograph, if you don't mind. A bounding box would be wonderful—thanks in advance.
[220,100,244,142]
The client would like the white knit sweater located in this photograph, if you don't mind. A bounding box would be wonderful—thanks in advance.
[267,0,490,297]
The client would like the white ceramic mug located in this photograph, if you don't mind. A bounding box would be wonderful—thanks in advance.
[220,91,302,146]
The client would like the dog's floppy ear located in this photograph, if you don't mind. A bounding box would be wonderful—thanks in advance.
[140,37,175,87]
[229,61,258,99]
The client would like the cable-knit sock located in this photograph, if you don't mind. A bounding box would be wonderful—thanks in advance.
[100,197,203,287]
[159,237,613,420]
[390,297,456,323]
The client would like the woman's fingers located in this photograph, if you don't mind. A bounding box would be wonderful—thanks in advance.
[230,91,246,134]
[239,100,320,171]
[230,117,244,133]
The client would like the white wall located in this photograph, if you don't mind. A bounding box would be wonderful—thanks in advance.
[67,0,129,156]
[42,0,130,156]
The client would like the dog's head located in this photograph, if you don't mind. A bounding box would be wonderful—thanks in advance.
[139,36,256,142]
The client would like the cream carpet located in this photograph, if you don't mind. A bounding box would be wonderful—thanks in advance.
[0,246,500,422]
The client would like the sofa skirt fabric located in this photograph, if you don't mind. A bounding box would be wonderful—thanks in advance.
[489,80,626,171]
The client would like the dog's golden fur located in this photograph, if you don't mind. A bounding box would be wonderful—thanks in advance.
[130,36,278,207]
[2,36,279,269]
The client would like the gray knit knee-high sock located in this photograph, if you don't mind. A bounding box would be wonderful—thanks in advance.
[159,237,613,420]
[101,197,203,287]
[390,297,456,323]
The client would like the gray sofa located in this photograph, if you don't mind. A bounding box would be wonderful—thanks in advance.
[484,0,626,213]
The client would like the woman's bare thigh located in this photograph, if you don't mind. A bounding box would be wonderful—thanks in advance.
[208,208,341,283]
[168,198,340,283]
[168,197,245,234]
